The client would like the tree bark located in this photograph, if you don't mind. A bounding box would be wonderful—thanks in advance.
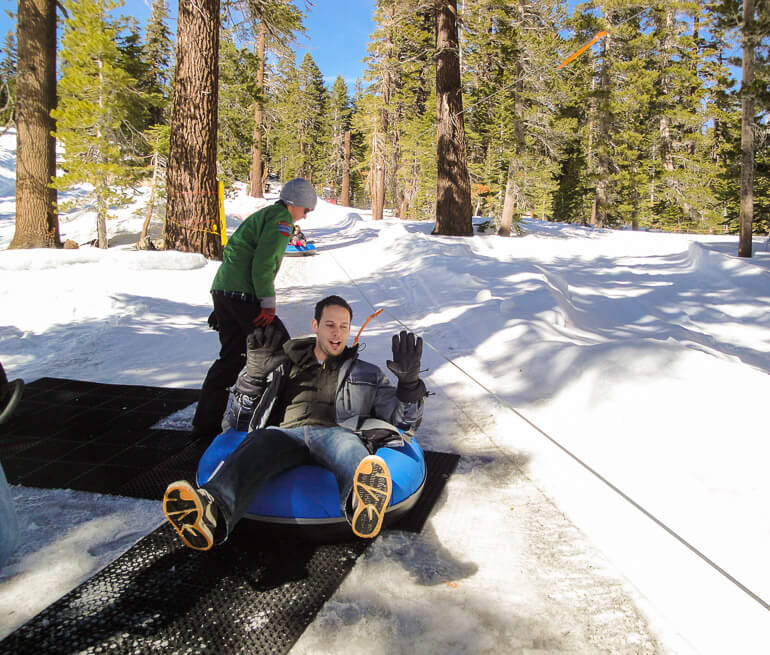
[249,20,266,198]
[434,0,472,236]
[371,125,385,220]
[498,159,517,236]
[659,6,675,174]
[11,0,59,249]
[739,0,754,258]
[139,151,160,244]
[372,11,393,222]
[591,32,611,228]
[341,129,351,206]
[164,0,222,259]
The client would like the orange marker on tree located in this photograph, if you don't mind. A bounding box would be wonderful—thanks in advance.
[558,30,608,70]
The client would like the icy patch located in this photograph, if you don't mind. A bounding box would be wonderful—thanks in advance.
[152,402,196,430]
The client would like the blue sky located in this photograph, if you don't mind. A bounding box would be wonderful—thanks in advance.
[295,1,376,85]
[1,1,376,86]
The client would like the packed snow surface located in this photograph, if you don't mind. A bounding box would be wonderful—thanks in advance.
[1,128,769,653]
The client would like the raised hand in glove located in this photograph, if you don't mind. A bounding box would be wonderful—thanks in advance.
[252,307,276,327]
[387,331,426,401]
[246,323,287,379]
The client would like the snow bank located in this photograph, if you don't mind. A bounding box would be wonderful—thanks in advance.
[688,240,770,283]
[0,248,207,271]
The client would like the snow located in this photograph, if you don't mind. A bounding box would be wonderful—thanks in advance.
[2,128,770,652]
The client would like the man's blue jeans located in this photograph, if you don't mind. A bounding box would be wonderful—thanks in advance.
[202,425,370,537]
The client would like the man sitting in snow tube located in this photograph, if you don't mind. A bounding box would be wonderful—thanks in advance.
[163,295,427,551]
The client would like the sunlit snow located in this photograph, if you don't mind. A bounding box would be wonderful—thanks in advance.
[1,128,769,653]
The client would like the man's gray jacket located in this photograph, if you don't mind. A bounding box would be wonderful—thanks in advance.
[222,339,425,441]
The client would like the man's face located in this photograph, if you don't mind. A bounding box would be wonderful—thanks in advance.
[288,205,312,222]
[312,304,351,361]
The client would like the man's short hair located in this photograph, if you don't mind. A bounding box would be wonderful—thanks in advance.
[314,295,353,322]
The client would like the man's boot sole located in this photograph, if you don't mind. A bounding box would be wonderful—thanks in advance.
[163,480,214,551]
[351,455,392,539]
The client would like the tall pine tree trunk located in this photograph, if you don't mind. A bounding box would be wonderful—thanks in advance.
[165,0,222,259]
[658,6,675,174]
[249,21,266,198]
[372,125,386,220]
[341,129,351,206]
[591,32,611,228]
[434,0,472,236]
[739,0,754,258]
[139,151,160,245]
[372,11,393,222]
[11,0,59,249]
[392,126,402,218]
[498,159,517,236]
[499,65,525,237]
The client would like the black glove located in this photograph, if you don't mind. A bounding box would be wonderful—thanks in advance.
[387,331,426,402]
[246,324,287,378]
[207,310,219,331]
[387,331,422,384]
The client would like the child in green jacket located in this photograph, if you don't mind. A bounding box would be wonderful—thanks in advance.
[192,178,317,441]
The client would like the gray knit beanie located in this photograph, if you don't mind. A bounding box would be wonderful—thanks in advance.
[280,178,317,210]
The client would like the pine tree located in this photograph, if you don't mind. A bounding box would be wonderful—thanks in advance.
[599,5,656,229]
[164,0,222,259]
[116,19,156,157]
[138,122,169,246]
[365,0,397,221]
[363,0,435,220]
[0,30,16,127]
[391,3,435,220]
[51,0,144,249]
[646,1,718,231]
[708,0,770,248]
[11,0,59,250]
[703,4,740,230]
[296,53,330,182]
[327,76,352,200]
[435,0,472,235]
[236,0,304,197]
[462,0,570,232]
[346,78,370,206]
[267,51,328,185]
[218,30,257,185]
[265,49,303,180]
[250,19,267,196]
[144,0,173,126]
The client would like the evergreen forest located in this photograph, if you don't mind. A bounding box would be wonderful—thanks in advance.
[3,0,769,248]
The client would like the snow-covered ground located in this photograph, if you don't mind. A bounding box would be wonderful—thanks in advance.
[1,128,769,653]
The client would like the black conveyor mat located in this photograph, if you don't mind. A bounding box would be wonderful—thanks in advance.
[1,521,370,654]
[0,378,460,654]
[1,377,202,494]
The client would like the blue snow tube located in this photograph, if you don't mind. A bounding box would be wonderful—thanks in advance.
[284,243,316,256]
[196,428,426,538]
